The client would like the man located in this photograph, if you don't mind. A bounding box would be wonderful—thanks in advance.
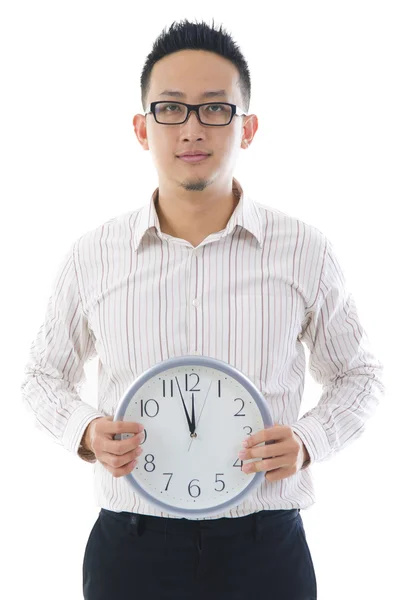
[21,19,385,600]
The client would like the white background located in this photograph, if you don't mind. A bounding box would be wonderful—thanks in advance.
[1,1,396,598]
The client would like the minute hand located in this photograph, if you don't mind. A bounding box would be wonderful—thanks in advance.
[191,392,196,433]
[188,381,213,452]
[175,376,193,432]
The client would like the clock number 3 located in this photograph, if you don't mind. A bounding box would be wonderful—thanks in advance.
[233,424,253,469]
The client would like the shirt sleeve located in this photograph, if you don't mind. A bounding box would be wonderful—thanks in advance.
[20,240,106,463]
[290,236,386,466]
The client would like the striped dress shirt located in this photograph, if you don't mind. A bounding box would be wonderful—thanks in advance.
[21,177,385,518]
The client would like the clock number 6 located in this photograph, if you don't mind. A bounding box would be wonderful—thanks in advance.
[151,469,227,497]
[188,474,226,498]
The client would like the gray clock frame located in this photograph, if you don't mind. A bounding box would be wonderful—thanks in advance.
[114,354,274,519]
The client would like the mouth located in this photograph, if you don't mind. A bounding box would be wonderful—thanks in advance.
[177,154,210,164]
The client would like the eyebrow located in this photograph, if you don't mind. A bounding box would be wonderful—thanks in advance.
[158,89,228,99]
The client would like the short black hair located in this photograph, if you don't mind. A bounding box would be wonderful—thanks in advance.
[140,18,251,113]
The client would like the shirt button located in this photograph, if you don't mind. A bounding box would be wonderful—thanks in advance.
[192,299,200,307]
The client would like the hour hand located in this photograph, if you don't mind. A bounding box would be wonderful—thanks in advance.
[191,393,196,433]
[175,377,193,431]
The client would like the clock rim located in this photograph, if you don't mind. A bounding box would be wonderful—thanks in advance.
[114,354,273,519]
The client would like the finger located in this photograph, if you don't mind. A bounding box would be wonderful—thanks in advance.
[104,416,145,435]
[265,466,292,482]
[102,446,142,470]
[243,424,287,449]
[102,431,144,455]
[242,455,284,473]
[111,458,139,478]
[239,441,288,462]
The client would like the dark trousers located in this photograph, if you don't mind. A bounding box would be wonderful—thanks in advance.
[83,507,317,599]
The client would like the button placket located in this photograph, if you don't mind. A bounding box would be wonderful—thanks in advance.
[187,248,200,353]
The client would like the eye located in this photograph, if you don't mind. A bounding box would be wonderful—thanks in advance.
[160,103,182,112]
[205,104,226,112]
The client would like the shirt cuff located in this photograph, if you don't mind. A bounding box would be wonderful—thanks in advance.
[62,402,105,461]
[290,414,333,466]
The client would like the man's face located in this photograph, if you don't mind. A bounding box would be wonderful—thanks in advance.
[133,50,257,192]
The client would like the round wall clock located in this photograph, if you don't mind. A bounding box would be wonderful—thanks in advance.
[114,355,273,519]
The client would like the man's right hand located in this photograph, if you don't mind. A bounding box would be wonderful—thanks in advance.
[82,416,145,478]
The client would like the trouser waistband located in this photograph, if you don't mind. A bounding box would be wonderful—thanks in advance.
[100,507,300,537]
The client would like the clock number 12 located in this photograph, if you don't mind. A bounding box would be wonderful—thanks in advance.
[162,376,224,397]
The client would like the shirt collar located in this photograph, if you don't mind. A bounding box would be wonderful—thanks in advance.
[132,177,263,253]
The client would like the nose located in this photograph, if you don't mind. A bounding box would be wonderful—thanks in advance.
[186,108,200,122]
[180,109,205,139]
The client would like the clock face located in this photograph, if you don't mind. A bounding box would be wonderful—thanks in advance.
[115,357,273,518]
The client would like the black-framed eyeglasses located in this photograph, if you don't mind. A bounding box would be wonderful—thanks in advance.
[144,101,247,126]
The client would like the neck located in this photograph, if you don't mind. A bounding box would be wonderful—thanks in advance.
[155,178,241,247]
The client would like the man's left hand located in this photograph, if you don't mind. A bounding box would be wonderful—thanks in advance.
[238,424,310,482]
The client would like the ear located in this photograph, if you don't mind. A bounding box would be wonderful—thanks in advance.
[133,114,150,151]
[241,114,259,148]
